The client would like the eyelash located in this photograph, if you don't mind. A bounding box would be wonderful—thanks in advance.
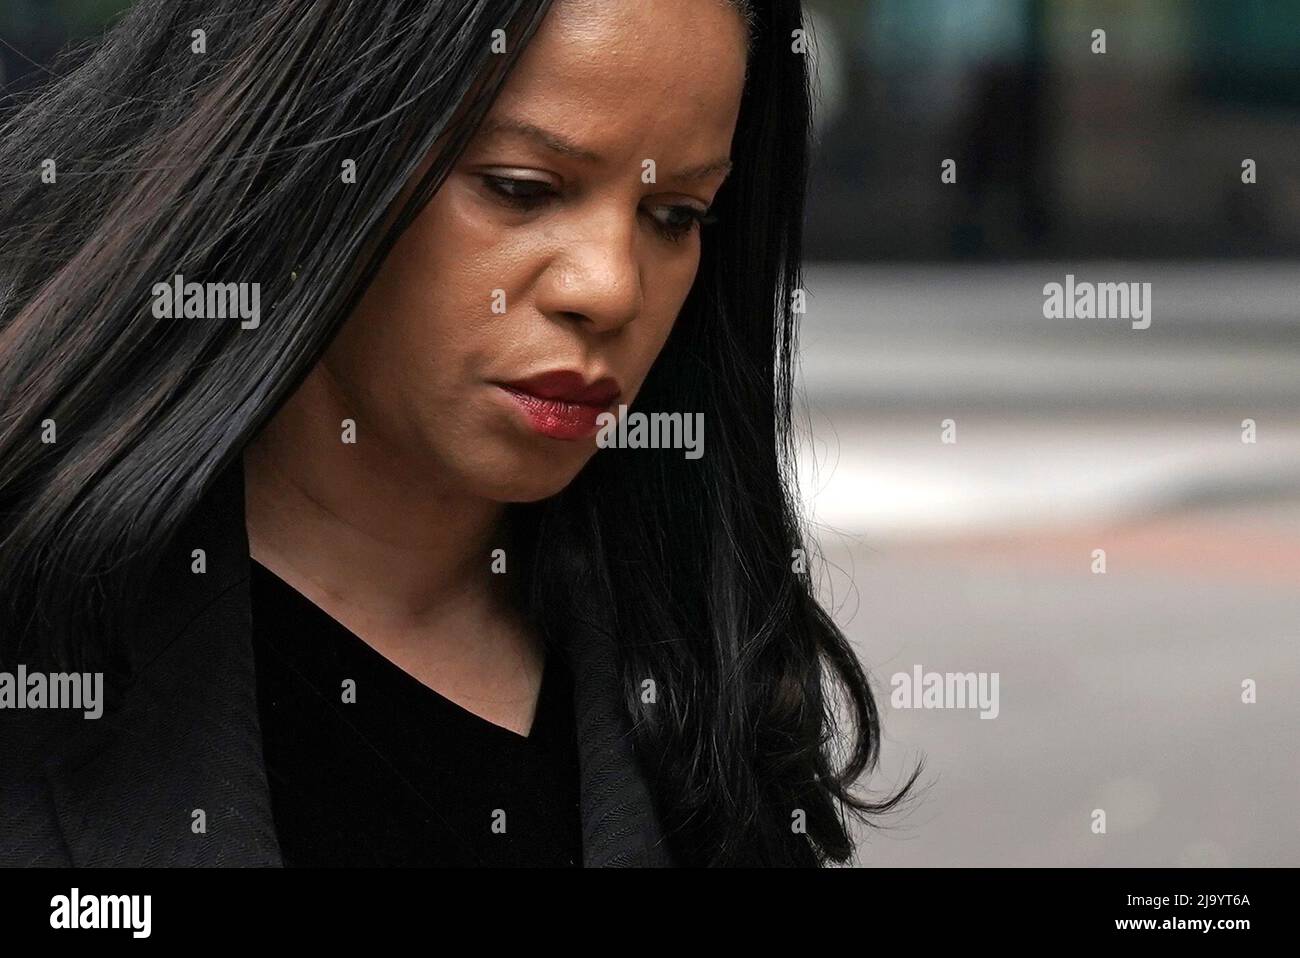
[479,174,718,244]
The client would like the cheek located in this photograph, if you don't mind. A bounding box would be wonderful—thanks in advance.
[412,181,522,302]
[622,260,698,396]
[347,184,528,388]
[409,182,559,361]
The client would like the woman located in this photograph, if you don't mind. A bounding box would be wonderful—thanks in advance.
[0,0,919,867]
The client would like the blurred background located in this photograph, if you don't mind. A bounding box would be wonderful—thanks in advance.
[793,0,1300,869]
[4,0,1297,867]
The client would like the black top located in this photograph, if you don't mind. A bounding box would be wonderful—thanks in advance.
[249,558,583,867]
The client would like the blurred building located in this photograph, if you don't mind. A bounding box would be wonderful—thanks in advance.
[806,0,1300,260]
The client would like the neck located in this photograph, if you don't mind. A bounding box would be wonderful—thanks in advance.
[242,362,513,634]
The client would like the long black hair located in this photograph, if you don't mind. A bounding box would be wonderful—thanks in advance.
[0,0,921,866]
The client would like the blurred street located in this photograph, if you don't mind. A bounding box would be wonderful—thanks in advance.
[794,262,1300,866]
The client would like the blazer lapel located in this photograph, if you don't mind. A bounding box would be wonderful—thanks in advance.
[43,454,676,867]
[565,601,677,867]
[43,458,282,866]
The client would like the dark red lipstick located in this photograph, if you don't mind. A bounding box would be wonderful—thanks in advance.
[496,371,621,440]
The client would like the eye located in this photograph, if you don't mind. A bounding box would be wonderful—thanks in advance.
[479,174,719,243]
[648,204,718,244]
[480,174,554,210]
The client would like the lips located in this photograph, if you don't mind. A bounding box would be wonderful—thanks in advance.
[502,371,621,406]
[496,370,621,441]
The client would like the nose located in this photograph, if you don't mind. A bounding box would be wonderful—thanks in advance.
[533,204,642,335]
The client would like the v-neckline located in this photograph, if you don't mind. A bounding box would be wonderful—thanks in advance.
[248,556,557,745]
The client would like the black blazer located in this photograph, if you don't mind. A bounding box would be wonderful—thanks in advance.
[0,458,676,867]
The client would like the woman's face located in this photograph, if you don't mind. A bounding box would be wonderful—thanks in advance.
[318,0,749,502]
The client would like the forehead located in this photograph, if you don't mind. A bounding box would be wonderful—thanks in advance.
[483,0,750,157]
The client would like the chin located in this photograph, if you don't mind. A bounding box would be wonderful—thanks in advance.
[495,474,582,504]
[470,453,592,504]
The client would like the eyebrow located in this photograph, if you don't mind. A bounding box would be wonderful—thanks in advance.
[476,115,734,182]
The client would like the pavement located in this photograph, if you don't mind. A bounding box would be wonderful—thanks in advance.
[790,262,1300,866]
